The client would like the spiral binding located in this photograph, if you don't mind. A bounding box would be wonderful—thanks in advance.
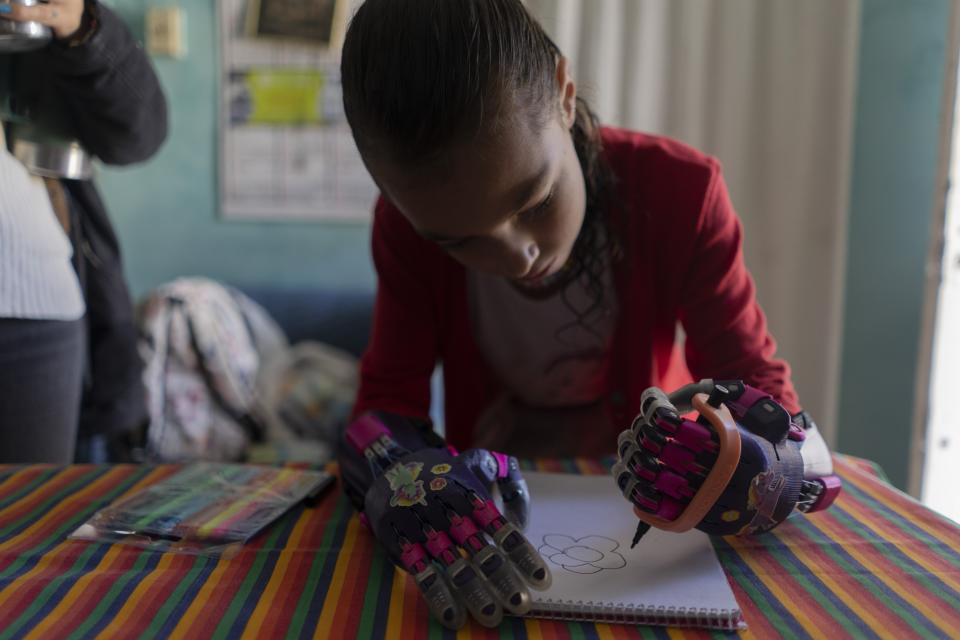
[528,599,745,631]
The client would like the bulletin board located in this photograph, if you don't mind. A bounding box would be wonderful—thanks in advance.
[217,0,377,221]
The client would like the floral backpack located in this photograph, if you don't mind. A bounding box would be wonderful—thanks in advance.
[137,277,288,461]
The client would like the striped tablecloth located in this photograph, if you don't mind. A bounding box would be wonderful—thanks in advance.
[0,455,958,639]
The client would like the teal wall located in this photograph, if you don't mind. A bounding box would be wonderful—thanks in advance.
[98,0,375,299]
[838,0,953,489]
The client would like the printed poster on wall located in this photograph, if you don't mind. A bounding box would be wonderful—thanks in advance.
[218,0,377,221]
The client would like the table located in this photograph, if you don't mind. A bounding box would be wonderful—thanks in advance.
[0,456,958,639]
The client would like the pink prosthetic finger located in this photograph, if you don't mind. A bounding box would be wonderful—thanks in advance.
[466,491,552,591]
[612,462,686,521]
[446,510,532,615]
[393,527,465,630]
[420,520,502,628]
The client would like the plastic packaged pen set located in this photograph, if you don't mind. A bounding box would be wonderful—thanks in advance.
[70,463,334,556]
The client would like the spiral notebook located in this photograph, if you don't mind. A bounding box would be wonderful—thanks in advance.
[522,472,745,631]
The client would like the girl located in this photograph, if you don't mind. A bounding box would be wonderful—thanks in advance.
[343,0,821,457]
[338,0,833,628]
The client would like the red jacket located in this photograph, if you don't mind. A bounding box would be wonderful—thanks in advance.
[353,128,799,450]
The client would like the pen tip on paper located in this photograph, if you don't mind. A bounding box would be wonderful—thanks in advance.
[630,521,651,549]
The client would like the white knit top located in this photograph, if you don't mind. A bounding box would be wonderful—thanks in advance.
[0,128,85,321]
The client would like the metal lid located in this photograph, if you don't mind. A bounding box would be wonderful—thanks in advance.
[0,0,52,53]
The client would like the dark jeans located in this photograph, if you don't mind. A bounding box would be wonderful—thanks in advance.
[0,317,84,463]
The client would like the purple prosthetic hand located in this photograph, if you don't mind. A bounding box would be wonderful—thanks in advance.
[612,380,841,545]
[338,412,551,629]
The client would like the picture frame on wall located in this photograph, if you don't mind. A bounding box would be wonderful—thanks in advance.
[245,0,348,49]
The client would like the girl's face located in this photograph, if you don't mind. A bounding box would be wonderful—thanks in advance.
[368,59,587,287]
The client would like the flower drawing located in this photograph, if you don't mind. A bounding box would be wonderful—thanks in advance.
[538,534,627,574]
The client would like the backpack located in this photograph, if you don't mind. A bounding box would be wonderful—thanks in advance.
[253,341,358,463]
[137,277,288,461]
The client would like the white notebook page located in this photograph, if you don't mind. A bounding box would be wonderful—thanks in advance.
[522,471,741,618]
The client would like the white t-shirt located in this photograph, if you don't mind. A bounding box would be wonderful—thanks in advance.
[467,244,619,456]
[469,264,618,408]
[0,128,85,320]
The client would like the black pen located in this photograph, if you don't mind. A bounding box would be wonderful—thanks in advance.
[630,520,652,549]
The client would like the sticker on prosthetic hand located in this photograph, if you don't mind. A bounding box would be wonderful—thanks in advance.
[386,462,427,507]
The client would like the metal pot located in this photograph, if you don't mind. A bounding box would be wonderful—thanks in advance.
[12,132,93,179]
[0,0,52,53]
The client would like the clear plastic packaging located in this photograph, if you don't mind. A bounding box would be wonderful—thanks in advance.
[70,463,334,556]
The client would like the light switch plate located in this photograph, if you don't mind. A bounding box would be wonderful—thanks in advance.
[146,6,186,58]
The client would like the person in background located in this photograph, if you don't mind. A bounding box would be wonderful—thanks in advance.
[335,0,835,629]
[0,0,167,462]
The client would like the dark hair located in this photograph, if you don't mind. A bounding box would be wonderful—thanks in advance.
[342,0,619,339]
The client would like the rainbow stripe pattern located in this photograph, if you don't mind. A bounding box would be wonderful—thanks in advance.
[0,455,958,639]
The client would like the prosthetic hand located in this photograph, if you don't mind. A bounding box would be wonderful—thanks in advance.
[612,380,841,545]
[338,412,551,629]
